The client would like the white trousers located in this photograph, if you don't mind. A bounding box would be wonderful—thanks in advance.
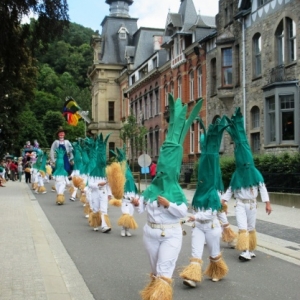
[235,200,257,231]
[121,201,134,216]
[191,219,222,259]
[143,224,183,278]
[55,179,66,195]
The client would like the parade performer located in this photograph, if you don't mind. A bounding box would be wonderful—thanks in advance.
[107,146,138,237]
[88,133,113,233]
[31,150,43,192]
[222,108,272,261]
[52,148,70,205]
[69,141,83,201]
[35,152,47,194]
[0,166,6,187]
[131,94,202,300]
[180,117,229,288]
[50,127,73,176]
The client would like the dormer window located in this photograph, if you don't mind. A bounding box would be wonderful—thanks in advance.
[118,26,129,39]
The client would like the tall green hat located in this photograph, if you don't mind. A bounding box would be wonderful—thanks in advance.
[112,145,138,194]
[225,107,264,191]
[39,153,48,174]
[142,94,203,205]
[52,148,68,177]
[71,141,82,172]
[191,116,228,211]
[90,133,111,178]
[33,149,44,170]
[79,137,93,175]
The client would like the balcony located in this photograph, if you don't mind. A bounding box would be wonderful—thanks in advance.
[268,64,286,84]
[171,53,186,69]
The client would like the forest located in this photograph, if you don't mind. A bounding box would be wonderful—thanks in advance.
[0,4,95,157]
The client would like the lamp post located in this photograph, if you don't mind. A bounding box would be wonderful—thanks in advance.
[81,111,89,137]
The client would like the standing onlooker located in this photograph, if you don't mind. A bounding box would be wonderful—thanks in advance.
[149,161,157,181]
[24,162,32,183]
[17,162,23,182]
[10,161,18,181]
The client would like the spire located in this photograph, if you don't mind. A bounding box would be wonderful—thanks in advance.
[105,0,133,17]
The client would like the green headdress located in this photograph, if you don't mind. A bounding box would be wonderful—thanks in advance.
[53,148,68,177]
[39,153,48,175]
[142,94,203,205]
[33,149,44,170]
[79,137,93,175]
[113,145,138,194]
[192,116,228,211]
[226,107,264,191]
[71,141,82,172]
[90,133,111,178]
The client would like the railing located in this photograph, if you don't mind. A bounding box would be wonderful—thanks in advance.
[262,172,300,193]
[268,64,286,84]
[171,53,186,68]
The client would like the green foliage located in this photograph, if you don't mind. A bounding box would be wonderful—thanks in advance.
[43,111,65,146]
[120,114,148,170]
[193,152,300,193]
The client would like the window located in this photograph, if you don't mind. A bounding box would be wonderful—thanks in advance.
[131,75,135,85]
[253,34,262,77]
[155,127,159,156]
[144,94,148,120]
[189,71,194,101]
[170,81,174,96]
[266,96,276,142]
[108,101,114,121]
[164,85,168,106]
[281,95,295,141]
[197,67,202,98]
[177,76,182,99]
[265,92,297,145]
[222,48,233,86]
[118,27,128,39]
[190,124,195,153]
[275,17,297,65]
[155,89,159,115]
[251,106,260,129]
[251,133,260,153]
[235,44,240,86]
[258,0,270,7]
[149,92,153,118]
[211,58,217,95]
[108,142,115,158]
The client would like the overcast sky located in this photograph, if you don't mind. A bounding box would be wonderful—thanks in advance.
[68,0,219,31]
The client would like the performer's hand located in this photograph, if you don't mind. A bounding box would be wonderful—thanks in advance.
[131,197,139,207]
[157,196,170,208]
[188,215,195,222]
[108,195,112,200]
[265,201,272,215]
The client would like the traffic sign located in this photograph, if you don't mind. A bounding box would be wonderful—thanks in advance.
[138,154,151,167]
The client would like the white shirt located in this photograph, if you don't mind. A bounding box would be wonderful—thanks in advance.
[222,183,269,203]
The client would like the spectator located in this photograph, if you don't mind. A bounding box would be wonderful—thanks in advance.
[24,162,32,183]
[149,160,157,181]
[17,162,23,182]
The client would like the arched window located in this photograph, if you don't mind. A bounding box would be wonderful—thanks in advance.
[197,67,202,97]
[177,76,182,99]
[251,106,260,129]
[253,33,262,77]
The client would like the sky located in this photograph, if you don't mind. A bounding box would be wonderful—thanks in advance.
[68,0,219,31]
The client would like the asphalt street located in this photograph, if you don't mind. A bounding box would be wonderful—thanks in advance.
[35,182,300,300]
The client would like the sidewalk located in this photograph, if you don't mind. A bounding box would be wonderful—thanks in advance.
[0,181,299,300]
[0,180,94,300]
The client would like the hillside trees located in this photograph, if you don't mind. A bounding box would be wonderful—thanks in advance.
[0,0,69,157]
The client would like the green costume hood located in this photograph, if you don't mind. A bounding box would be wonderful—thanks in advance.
[39,153,48,174]
[226,107,264,191]
[143,94,203,205]
[71,141,82,172]
[112,145,138,194]
[33,149,43,170]
[192,116,228,211]
[90,133,110,178]
[53,148,68,177]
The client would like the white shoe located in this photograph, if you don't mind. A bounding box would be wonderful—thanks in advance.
[212,278,220,282]
[121,229,126,237]
[101,226,111,233]
[249,251,256,258]
[125,230,132,237]
[42,191,47,194]
[69,197,75,201]
[183,279,196,288]
[239,250,251,261]
[85,214,89,218]
[93,227,99,231]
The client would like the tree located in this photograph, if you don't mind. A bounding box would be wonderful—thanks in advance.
[43,111,65,146]
[120,114,148,171]
[0,0,69,156]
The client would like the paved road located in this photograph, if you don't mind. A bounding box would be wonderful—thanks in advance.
[33,181,300,300]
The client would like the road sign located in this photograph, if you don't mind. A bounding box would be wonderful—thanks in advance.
[138,154,151,167]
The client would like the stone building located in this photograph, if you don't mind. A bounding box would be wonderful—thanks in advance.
[204,0,300,155]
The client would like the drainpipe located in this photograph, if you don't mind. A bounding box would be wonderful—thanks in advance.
[242,17,247,129]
